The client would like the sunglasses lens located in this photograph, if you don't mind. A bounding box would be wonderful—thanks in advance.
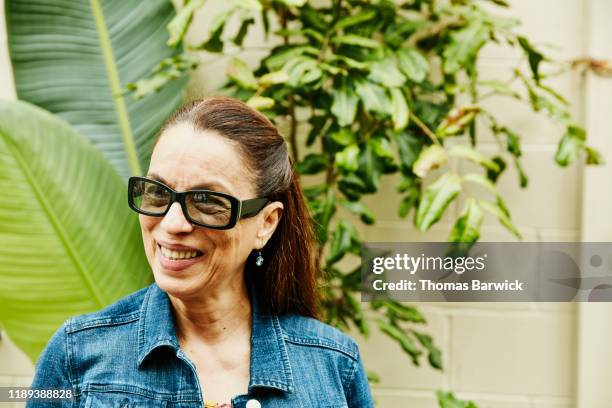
[186,192,233,227]
[130,179,170,214]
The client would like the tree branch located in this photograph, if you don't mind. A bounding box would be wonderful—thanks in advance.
[288,94,299,162]
[404,15,463,48]
[278,5,299,162]
[410,111,441,145]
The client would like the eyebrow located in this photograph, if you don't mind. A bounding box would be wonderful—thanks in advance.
[147,172,232,193]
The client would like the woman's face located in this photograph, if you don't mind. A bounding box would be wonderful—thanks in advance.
[139,122,281,299]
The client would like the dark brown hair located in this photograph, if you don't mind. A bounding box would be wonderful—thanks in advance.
[157,96,318,318]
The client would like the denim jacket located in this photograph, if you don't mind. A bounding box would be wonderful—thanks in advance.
[27,282,374,408]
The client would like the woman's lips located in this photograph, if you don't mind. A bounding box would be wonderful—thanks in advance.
[156,243,204,272]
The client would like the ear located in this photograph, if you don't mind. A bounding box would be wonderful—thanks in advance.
[256,201,284,249]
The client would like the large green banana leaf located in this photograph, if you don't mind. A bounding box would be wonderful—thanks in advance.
[5,0,188,179]
[0,100,152,361]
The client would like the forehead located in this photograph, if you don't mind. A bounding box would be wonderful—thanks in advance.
[148,122,256,197]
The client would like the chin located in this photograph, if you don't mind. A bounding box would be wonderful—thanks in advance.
[152,269,205,299]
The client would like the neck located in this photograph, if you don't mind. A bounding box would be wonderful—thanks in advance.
[169,278,252,346]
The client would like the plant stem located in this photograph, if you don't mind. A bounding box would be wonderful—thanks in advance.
[404,15,463,48]
[278,5,299,162]
[410,111,441,145]
[289,94,299,162]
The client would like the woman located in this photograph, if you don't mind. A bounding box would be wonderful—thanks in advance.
[28,96,374,408]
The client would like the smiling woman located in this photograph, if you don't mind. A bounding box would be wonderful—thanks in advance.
[26,96,374,408]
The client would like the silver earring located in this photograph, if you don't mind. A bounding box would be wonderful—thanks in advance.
[255,250,264,267]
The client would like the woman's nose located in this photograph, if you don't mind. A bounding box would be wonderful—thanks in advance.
[160,202,193,233]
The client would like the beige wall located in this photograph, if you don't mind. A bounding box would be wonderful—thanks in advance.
[1,1,611,408]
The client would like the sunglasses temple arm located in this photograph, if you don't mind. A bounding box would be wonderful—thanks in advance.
[239,198,269,218]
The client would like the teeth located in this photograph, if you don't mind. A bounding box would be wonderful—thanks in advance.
[159,245,200,260]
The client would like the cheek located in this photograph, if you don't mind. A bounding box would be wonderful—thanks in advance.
[139,215,156,237]
[206,227,252,263]
[138,216,158,256]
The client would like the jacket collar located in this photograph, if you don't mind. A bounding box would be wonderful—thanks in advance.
[137,282,294,394]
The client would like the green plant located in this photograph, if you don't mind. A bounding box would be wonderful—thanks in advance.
[128,0,604,402]
[0,100,152,360]
[1,0,188,358]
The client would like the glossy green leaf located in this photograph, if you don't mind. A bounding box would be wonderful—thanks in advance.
[127,53,199,99]
[479,200,522,239]
[437,391,478,408]
[385,302,426,323]
[6,0,187,179]
[335,10,377,29]
[327,220,356,264]
[585,146,605,165]
[259,71,290,87]
[338,174,368,201]
[278,0,307,6]
[436,107,480,137]
[357,142,383,193]
[525,84,571,123]
[518,36,545,83]
[227,57,259,90]
[335,34,380,48]
[246,96,275,110]
[282,56,322,87]
[390,88,410,131]
[368,58,406,88]
[331,82,359,127]
[397,48,429,82]
[367,371,381,384]
[303,184,327,201]
[0,100,151,361]
[264,45,319,71]
[192,9,232,52]
[412,144,448,178]
[297,153,328,175]
[443,20,489,74]
[340,200,376,225]
[369,137,396,163]
[484,155,506,183]
[479,80,521,99]
[312,188,337,244]
[462,173,496,194]
[394,131,422,174]
[398,184,419,219]
[555,125,586,166]
[448,145,500,172]
[486,0,510,6]
[497,127,522,156]
[538,83,569,106]
[331,54,369,70]
[236,0,262,11]
[355,80,390,114]
[416,173,462,231]
[345,291,368,336]
[449,199,483,243]
[376,319,421,365]
[513,157,529,188]
[336,144,361,173]
[330,128,356,146]
[413,330,443,370]
[233,17,256,46]
[167,0,206,47]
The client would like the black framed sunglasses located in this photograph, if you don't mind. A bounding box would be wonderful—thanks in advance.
[127,176,270,230]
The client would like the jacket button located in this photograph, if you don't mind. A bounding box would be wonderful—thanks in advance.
[246,399,261,408]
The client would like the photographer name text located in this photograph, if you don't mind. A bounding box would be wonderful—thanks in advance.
[372,279,525,292]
